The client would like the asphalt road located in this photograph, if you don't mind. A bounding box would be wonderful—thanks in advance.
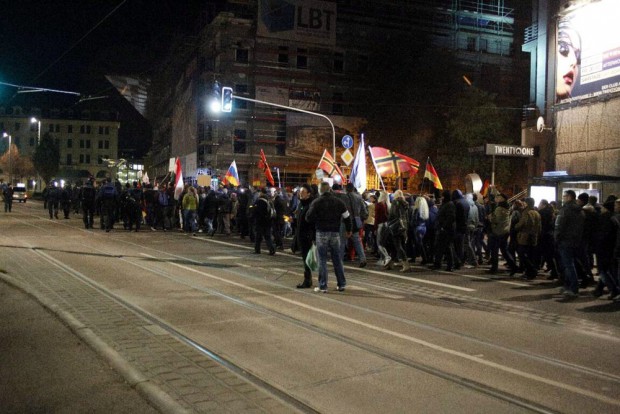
[1,200,619,413]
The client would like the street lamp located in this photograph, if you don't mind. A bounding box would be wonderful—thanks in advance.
[30,117,41,191]
[2,132,12,184]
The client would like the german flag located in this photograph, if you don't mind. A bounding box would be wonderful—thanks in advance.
[423,158,443,190]
[369,146,419,177]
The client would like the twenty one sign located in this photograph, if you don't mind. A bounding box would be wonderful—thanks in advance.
[485,144,537,157]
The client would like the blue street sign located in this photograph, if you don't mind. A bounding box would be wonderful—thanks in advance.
[341,135,353,149]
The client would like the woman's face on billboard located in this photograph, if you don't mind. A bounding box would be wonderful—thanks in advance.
[556,26,581,100]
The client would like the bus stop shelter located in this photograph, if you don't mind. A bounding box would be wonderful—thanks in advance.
[529,174,620,205]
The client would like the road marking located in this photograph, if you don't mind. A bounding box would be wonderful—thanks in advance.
[456,273,530,287]
[165,259,620,407]
[208,256,241,260]
[198,238,475,292]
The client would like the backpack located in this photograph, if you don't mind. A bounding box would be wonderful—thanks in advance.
[268,200,276,219]
[102,185,116,200]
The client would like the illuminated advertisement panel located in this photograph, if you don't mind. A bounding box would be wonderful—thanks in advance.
[257,0,336,46]
[556,0,620,103]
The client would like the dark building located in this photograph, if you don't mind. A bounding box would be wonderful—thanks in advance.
[146,0,529,188]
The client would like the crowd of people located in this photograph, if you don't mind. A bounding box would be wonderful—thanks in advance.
[36,178,620,299]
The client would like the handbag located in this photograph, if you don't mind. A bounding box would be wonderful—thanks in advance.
[305,243,319,272]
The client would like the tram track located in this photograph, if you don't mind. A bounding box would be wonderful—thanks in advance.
[5,206,620,412]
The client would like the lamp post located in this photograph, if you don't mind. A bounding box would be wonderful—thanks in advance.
[3,132,11,184]
[30,117,41,191]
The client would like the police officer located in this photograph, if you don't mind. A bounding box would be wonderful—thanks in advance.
[81,179,97,229]
[96,179,119,232]
[46,183,60,219]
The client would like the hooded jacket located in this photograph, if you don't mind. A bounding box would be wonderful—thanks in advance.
[452,190,470,233]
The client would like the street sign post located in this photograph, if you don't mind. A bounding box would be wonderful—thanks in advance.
[341,135,353,149]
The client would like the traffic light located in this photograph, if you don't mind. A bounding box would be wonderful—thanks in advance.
[221,86,233,112]
[209,81,221,112]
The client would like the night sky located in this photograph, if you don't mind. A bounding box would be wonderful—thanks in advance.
[1,0,209,155]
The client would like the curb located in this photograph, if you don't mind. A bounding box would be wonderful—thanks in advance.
[0,273,192,414]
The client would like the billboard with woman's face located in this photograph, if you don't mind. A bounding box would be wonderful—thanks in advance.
[556,0,620,103]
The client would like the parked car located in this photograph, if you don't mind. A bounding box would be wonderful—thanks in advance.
[13,184,28,203]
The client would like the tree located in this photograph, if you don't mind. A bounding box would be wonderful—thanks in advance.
[32,133,60,185]
[437,86,521,189]
[0,142,36,183]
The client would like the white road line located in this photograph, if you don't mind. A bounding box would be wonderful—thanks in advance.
[197,237,475,292]
[166,259,620,407]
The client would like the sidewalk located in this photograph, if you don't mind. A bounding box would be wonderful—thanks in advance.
[0,280,159,413]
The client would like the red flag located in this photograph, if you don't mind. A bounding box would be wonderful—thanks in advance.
[423,158,443,190]
[174,158,184,200]
[317,149,346,183]
[369,146,420,177]
[258,149,275,186]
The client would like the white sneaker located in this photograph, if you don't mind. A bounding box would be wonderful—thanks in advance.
[314,287,327,293]
[383,258,393,270]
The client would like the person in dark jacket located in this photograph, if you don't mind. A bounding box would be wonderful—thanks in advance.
[253,188,276,255]
[80,179,97,229]
[3,183,14,213]
[431,190,457,271]
[389,190,410,272]
[295,184,316,288]
[46,183,60,219]
[555,190,585,298]
[236,187,251,239]
[452,189,469,269]
[306,182,352,292]
[96,179,119,232]
[60,184,72,219]
[592,198,619,298]
[537,199,559,279]
[611,199,620,302]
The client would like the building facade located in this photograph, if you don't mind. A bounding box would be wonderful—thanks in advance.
[147,0,527,188]
[0,105,120,185]
[522,0,620,197]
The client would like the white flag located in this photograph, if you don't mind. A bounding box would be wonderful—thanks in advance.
[350,134,367,193]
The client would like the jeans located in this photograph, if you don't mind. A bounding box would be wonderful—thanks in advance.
[255,224,275,253]
[183,209,197,233]
[558,241,579,294]
[488,233,516,271]
[377,223,391,263]
[317,231,346,289]
[340,222,366,263]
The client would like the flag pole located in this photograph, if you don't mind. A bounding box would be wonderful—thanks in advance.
[424,157,430,194]
[368,146,386,191]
